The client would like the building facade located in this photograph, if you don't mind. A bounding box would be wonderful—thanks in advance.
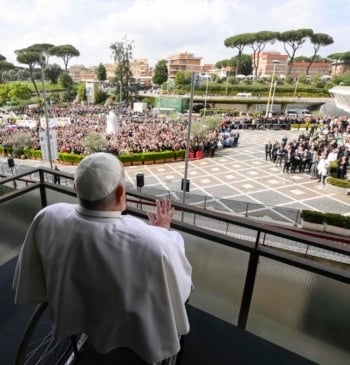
[69,65,97,83]
[166,52,202,79]
[256,52,331,79]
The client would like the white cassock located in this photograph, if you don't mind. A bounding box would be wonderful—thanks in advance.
[13,203,192,363]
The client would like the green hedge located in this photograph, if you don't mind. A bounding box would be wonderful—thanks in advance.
[300,210,325,224]
[1,147,186,166]
[300,209,350,228]
[327,177,350,188]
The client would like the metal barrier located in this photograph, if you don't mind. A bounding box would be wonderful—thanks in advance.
[1,167,350,364]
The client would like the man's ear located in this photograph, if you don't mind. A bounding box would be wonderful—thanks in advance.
[115,184,125,202]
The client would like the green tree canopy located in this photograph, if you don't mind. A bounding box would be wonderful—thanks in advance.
[110,35,134,103]
[0,56,15,82]
[224,33,251,75]
[59,71,74,89]
[277,28,314,74]
[152,60,168,87]
[77,83,87,102]
[45,63,62,84]
[249,31,278,78]
[9,130,33,149]
[174,71,192,88]
[306,33,334,75]
[82,131,108,153]
[216,54,252,76]
[49,44,80,71]
[15,48,41,97]
[96,63,107,81]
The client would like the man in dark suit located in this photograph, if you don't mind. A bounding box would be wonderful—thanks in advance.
[265,141,272,160]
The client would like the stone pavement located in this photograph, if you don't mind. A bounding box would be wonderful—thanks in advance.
[2,129,349,216]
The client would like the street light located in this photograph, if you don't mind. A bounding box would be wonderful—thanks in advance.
[265,60,280,118]
[40,53,53,170]
[270,80,277,116]
[203,73,210,117]
[181,72,196,220]
[294,76,299,98]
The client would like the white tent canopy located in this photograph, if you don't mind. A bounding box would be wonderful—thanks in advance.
[329,86,350,113]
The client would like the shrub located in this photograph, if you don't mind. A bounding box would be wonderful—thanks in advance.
[118,154,134,164]
[300,210,325,224]
[301,209,350,228]
[324,213,350,229]
[327,177,350,188]
[58,152,84,165]
[328,161,338,177]
[175,150,186,160]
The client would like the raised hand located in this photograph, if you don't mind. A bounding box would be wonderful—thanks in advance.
[147,198,174,229]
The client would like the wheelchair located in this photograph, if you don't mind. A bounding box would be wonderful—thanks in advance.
[15,303,183,365]
[15,303,87,365]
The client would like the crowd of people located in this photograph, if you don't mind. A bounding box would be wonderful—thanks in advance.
[0,104,221,155]
[0,104,350,184]
[264,117,350,183]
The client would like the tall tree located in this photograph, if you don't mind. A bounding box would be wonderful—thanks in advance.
[306,33,334,75]
[15,48,41,97]
[26,43,54,63]
[247,31,278,78]
[110,36,134,103]
[152,60,168,87]
[15,43,55,97]
[0,55,15,83]
[224,33,250,76]
[96,63,107,81]
[277,28,314,75]
[49,44,80,71]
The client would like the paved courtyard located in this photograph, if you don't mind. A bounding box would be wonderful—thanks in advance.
[123,129,350,216]
[2,129,349,216]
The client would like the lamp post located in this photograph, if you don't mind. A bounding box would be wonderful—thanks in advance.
[40,53,53,170]
[265,60,280,118]
[294,76,299,98]
[270,80,277,116]
[203,73,209,117]
[181,72,196,220]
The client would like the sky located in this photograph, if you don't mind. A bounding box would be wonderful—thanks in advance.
[0,0,349,69]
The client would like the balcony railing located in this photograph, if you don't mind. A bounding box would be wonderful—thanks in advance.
[1,167,350,364]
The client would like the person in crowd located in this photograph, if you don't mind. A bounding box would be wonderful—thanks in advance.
[53,165,60,184]
[275,144,285,167]
[13,152,193,364]
[265,141,272,161]
[283,147,293,173]
[308,150,320,179]
[317,153,329,185]
[337,155,348,179]
[300,148,312,173]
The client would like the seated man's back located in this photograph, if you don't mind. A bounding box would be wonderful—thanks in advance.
[13,152,192,364]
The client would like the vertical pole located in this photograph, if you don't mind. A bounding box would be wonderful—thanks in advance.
[181,72,195,220]
[265,60,279,118]
[203,75,209,117]
[270,81,277,116]
[40,53,53,170]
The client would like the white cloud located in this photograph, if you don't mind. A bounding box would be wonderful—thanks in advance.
[0,0,348,68]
